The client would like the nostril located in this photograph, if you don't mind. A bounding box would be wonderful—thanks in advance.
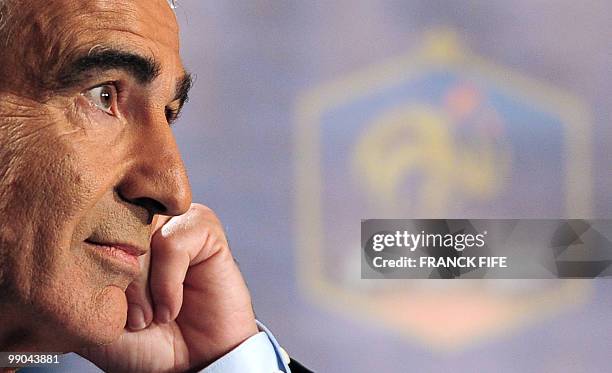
[131,197,167,220]
[116,187,168,222]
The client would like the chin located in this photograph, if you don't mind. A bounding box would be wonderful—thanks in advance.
[82,286,129,346]
[40,284,129,350]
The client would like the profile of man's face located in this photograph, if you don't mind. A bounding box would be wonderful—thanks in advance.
[0,0,192,350]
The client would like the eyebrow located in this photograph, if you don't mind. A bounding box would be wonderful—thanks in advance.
[57,48,193,118]
[57,49,161,88]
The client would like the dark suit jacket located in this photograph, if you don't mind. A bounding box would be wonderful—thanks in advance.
[289,358,314,372]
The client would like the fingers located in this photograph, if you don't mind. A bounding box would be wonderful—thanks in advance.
[149,224,189,323]
[124,215,169,331]
[125,252,154,330]
[145,204,258,366]
[149,204,219,324]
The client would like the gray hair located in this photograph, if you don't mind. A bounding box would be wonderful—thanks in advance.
[0,1,8,30]
[0,0,178,44]
[0,0,13,46]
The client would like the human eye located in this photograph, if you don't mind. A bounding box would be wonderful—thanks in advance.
[81,83,117,115]
[165,106,180,125]
[165,101,183,126]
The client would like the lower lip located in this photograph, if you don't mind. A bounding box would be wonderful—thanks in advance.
[84,242,140,274]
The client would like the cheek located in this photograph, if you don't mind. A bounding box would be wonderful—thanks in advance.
[64,97,131,200]
[0,109,129,327]
[54,97,132,224]
[0,117,94,295]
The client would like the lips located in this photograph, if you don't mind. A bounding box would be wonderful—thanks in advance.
[85,240,147,256]
[84,239,146,275]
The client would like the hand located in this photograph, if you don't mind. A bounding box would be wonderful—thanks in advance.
[79,203,258,372]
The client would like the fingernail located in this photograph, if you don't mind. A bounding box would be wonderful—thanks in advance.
[156,305,171,324]
[127,304,146,330]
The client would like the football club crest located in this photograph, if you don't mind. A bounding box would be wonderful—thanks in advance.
[294,30,592,349]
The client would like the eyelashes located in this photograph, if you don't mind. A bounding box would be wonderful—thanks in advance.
[165,106,181,125]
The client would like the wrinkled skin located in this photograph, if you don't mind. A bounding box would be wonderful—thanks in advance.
[0,0,257,371]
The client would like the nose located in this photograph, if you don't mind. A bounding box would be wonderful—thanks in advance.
[117,116,192,219]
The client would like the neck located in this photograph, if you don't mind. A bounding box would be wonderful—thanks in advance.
[0,301,42,372]
[0,298,77,355]
[0,300,41,352]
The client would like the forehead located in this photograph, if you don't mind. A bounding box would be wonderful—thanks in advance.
[25,0,182,75]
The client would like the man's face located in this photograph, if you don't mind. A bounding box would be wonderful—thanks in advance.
[0,0,192,349]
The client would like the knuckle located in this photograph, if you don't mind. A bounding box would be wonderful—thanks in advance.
[191,203,220,222]
[191,205,225,231]
[190,202,214,216]
[155,232,183,253]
